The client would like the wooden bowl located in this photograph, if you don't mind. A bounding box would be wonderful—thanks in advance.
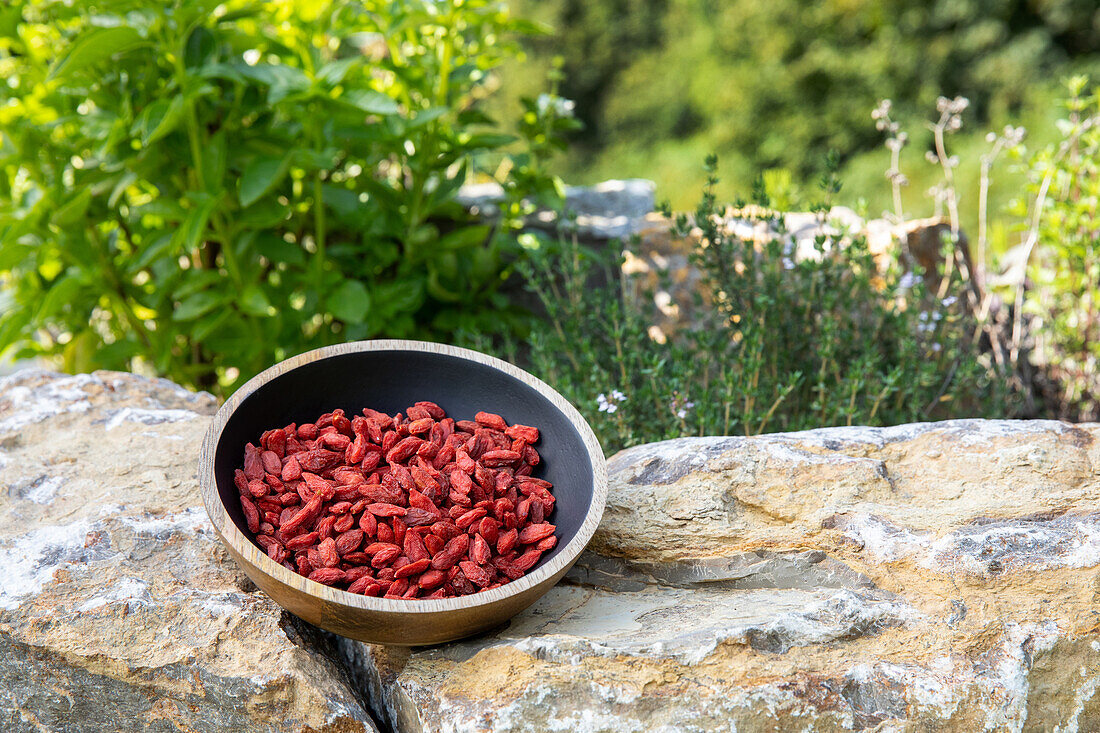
[198,340,607,645]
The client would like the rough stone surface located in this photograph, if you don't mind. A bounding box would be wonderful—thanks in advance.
[457,179,656,240]
[5,370,1099,732]
[0,370,377,733]
[343,419,1100,732]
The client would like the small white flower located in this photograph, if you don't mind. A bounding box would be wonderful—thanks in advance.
[931,343,942,352]
[672,397,695,420]
[536,93,576,118]
[597,391,625,414]
[942,296,957,307]
[898,271,919,289]
[782,257,795,270]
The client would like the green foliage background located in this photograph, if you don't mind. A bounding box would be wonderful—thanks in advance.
[0,0,552,395]
[494,0,1100,241]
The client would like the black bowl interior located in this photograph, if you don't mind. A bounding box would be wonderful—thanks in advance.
[214,348,595,580]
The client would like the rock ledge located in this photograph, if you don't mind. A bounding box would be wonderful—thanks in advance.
[2,370,1098,732]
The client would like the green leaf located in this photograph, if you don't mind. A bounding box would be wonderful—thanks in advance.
[372,278,424,317]
[238,284,273,316]
[173,289,228,322]
[184,26,216,68]
[0,241,32,271]
[264,66,311,104]
[190,307,232,342]
[436,225,490,251]
[84,338,140,371]
[107,171,139,208]
[0,305,33,353]
[238,63,309,89]
[343,89,400,115]
[49,27,146,81]
[407,107,448,129]
[322,185,361,221]
[128,232,175,273]
[132,199,186,220]
[239,155,289,207]
[172,270,223,299]
[327,279,372,324]
[36,272,86,320]
[197,61,248,85]
[457,109,496,126]
[143,95,185,145]
[509,18,553,35]
[51,189,92,227]
[462,133,518,149]
[0,6,22,41]
[315,57,361,87]
[256,233,305,267]
[201,131,227,191]
[215,4,264,23]
[359,176,401,207]
[291,147,339,170]
[177,194,219,252]
[427,266,465,303]
[237,199,290,228]
[405,107,448,129]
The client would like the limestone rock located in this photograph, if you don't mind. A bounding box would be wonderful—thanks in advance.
[0,370,378,733]
[456,179,656,240]
[345,419,1100,732]
[5,369,1098,731]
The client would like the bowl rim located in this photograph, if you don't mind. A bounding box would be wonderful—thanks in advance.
[198,338,608,613]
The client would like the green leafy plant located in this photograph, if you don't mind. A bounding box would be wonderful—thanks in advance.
[0,0,543,394]
[482,156,1002,454]
[1012,77,1100,419]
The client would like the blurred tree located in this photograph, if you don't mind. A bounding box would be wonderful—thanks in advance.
[503,0,1100,210]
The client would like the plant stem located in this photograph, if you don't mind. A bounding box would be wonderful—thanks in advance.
[311,113,327,296]
[1011,116,1098,364]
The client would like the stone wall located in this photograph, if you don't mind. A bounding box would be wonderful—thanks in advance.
[2,370,1098,731]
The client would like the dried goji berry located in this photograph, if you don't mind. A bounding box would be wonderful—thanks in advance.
[238,401,556,598]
